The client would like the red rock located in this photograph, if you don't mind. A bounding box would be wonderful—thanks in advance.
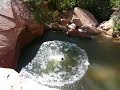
[72,15,82,26]
[74,7,99,27]
[0,0,13,18]
[0,0,44,68]
[79,26,102,35]
[66,29,92,38]
[58,19,69,26]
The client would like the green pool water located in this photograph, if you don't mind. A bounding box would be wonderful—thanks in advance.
[18,30,120,90]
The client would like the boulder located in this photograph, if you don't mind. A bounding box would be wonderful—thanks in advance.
[52,22,68,31]
[79,26,102,35]
[68,23,76,29]
[99,19,114,30]
[0,0,44,68]
[52,7,101,38]
[72,14,82,26]
[73,7,99,27]
[66,29,92,39]
[0,0,13,18]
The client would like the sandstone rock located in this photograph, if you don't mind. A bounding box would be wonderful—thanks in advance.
[52,7,101,38]
[72,14,82,26]
[68,23,76,29]
[0,14,15,30]
[99,19,114,30]
[0,0,44,68]
[66,29,92,38]
[74,7,99,27]
[106,29,113,36]
[79,26,102,35]
[52,22,68,31]
[58,19,69,26]
[53,7,100,37]
[0,0,13,18]
[72,18,82,27]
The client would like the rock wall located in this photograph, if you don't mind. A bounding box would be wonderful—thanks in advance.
[0,0,44,68]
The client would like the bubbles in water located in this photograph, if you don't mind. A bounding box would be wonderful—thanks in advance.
[20,41,89,87]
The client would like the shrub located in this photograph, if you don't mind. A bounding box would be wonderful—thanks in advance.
[77,0,112,22]
[23,0,118,24]
[23,0,52,24]
[111,0,120,7]
[111,9,120,31]
[48,0,76,10]
[110,0,120,32]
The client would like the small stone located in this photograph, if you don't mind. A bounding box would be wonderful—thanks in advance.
[106,29,113,36]
[78,29,83,32]
[68,23,76,29]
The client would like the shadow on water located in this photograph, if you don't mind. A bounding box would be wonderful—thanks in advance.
[17,30,120,90]
[16,41,41,72]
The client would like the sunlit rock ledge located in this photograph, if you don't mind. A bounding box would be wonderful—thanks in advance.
[0,68,58,90]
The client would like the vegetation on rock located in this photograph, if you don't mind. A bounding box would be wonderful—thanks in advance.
[111,9,120,31]
[23,0,120,23]
[113,18,120,32]
[111,0,120,7]
[23,0,120,37]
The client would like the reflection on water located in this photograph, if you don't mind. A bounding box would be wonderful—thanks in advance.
[81,65,120,90]
[18,30,120,90]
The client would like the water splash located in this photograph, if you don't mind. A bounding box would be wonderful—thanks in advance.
[20,41,89,87]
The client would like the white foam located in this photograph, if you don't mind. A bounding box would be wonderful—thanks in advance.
[49,55,64,62]
[20,41,90,87]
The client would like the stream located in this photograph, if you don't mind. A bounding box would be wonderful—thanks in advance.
[17,30,120,90]
[0,0,120,90]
